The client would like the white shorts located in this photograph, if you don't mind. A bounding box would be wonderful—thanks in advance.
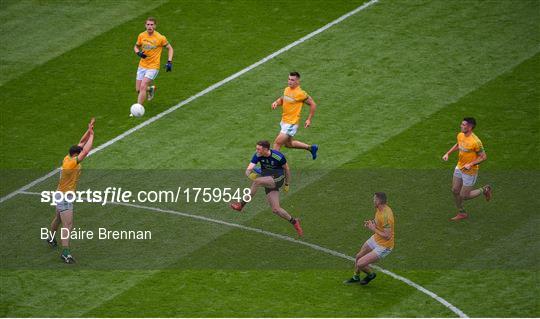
[367,236,392,258]
[136,67,159,81]
[453,167,478,186]
[56,200,73,213]
[54,192,74,213]
[280,121,298,137]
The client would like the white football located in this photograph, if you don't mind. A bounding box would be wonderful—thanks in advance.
[130,103,145,117]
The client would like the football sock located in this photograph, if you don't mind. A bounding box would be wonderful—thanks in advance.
[62,248,70,256]
[459,208,466,214]
[289,217,297,224]
[352,274,360,280]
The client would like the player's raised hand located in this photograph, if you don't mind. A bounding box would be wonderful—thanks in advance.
[304,119,311,128]
[442,153,449,161]
[88,118,95,130]
[165,61,172,72]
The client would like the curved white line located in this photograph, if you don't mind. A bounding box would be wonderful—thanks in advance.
[20,190,468,317]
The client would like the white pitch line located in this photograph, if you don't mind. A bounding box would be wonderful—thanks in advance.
[19,190,468,317]
[0,0,379,204]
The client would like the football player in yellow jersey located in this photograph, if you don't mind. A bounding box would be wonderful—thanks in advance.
[133,17,174,106]
[442,117,492,221]
[271,72,319,159]
[344,192,394,285]
[46,118,95,264]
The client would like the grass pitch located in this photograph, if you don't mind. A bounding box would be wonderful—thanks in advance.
[1,0,539,317]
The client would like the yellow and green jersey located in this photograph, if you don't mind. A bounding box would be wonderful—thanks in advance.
[281,86,310,125]
[57,155,81,192]
[457,132,484,175]
[373,205,394,249]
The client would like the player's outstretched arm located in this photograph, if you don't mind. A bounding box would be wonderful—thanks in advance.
[77,131,94,163]
[77,118,95,147]
[77,118,95,163]
[304,97,316,128]
[442,143,459,161]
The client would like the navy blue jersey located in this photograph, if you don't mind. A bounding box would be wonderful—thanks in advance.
[251,150,287,176]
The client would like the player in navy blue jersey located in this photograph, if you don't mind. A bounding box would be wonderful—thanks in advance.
[230,140,303,236]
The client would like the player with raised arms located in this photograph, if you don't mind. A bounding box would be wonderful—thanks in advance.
[230,140,303,237]
[344,192,395,285]
[271,72,318,159]
[133,17,174,106]
[45,118,95,264]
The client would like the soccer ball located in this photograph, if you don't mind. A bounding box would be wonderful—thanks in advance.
[130,103,145,117]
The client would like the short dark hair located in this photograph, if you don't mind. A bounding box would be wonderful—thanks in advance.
[256,140,271,150]
[146,17,156,24]
[69,145,83,156]
[289,71,300,78]
[374,192,387,204]
[463,117,476,128]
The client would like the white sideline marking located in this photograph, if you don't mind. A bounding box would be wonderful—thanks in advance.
[20,190,467,317]
[0,0,379,204]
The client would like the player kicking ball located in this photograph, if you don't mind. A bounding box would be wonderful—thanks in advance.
[230,140,303,237]
[344,192,395,285]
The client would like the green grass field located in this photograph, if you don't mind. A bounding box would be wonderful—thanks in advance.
[1,0,539,317]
